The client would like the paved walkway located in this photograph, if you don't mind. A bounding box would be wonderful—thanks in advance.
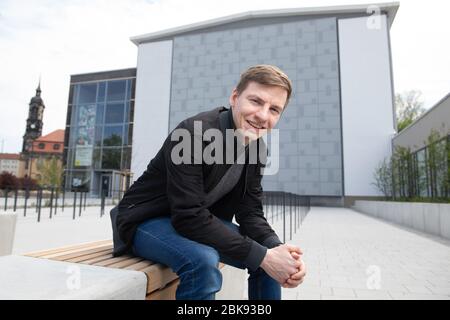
[11,206,113,255]
[272,207,450,300]
[9,204,450,299]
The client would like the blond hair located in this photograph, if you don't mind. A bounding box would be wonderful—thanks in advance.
[235,65,293,107]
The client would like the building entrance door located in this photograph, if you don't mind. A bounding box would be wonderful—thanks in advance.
[101,175,111,197]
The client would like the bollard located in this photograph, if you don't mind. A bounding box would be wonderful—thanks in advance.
[73,191,77,220]
[100,190,105,217]
[289,193,292,241]
[24,189,29,217]
[49,188,54,219]
[4,189,8,211]
[265,193,268,218]
[13,189,18,212]
[294,194,297,234]
[54,190,58,216]
[37,189,42,223]
[271,193,274,224]
[62,190,65,212]
[79,191,83,217]
[282,192,285,243]
[36,189,39,213]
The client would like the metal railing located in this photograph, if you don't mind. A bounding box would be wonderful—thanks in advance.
[1,188,310,238]
[1,187,101,222]
[262,191,310,243]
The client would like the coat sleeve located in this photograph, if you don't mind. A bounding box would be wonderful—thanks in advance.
[235,164,283,249]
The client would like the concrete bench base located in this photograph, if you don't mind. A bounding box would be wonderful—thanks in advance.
[0,255,147,300]
[0,212,17,256]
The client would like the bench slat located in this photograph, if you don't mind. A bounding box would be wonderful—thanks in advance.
[124,260,155,271]
[64,249,114,263]
[78,252,116,265]
[47,245,113,261]
[107,257,145,269]
[25,240,112,258]
[92,255,135,267]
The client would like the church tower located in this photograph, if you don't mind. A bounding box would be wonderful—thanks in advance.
[22,82,45,153]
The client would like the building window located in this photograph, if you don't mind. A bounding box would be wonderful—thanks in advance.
[107,80,126,102]
[102,148,121,170]
[78,84,97,104]
[38,143,45,149]
[103,125,123,146]
[105,102,125,124]
[416,149,428,197]
[53,144,60,150]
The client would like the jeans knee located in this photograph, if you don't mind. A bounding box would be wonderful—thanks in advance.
[177,248,222,299]
[194,249,222,286]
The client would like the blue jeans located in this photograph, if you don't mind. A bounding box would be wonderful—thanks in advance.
[132,217,281,300]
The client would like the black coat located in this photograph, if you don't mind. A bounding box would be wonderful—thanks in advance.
[115,107,282,271]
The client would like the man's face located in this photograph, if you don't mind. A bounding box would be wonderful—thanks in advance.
[229,81,287,143]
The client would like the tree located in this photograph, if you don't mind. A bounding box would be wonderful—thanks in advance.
[372,158,393,199]
[0,171,19,191]
[391,146,414,199]
[36,156,64,189]
[395,90,426,132]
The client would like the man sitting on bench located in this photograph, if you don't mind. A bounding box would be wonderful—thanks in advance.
[111,65,306,300]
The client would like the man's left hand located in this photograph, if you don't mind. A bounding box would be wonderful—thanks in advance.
[282,254,306,288]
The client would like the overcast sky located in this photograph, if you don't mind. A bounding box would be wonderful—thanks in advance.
[0,0,449,153]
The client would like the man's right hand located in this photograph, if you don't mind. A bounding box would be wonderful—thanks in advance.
[260,244,302,285]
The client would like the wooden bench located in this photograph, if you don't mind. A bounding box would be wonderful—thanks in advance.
[24,239,226,300]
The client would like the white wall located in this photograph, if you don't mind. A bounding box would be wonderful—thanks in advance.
[131,40,173,181]
[338,15,395,196]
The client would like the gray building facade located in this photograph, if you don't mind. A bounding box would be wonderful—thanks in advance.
[130,3,399,205]
[168,17,342,196]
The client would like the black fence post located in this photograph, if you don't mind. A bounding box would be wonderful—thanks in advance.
[62,189,65,212]
[54,189,58,216]
[13,189,18,212]
[294,194,297,234]
[271,193,274,224]
[23,188,28,217]
[282,192,286,243]
[35,189,39,212]
[4,189,8,211]
[79,190,82,217]
[49,187,54,219]
[275,193,278,222]
[37,188,42,223]
[24,188,29,217]
[299,196,301,227]
[289,193,292,241]
[73,191,77,220]
[100,189,105,217]
[265,193,268,218]
[276,192,281,221]
[300,197,303,226]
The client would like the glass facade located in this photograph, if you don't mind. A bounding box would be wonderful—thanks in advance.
[64,71,135,196]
